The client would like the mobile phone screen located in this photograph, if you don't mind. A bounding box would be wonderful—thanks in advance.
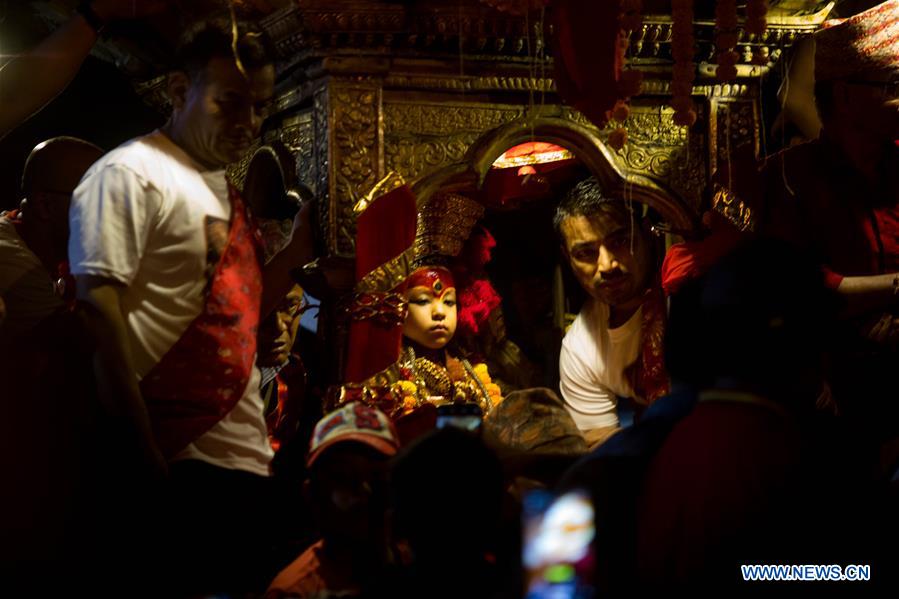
[435,415,482,431]
[523,489,596,599]
[435,403,483,431]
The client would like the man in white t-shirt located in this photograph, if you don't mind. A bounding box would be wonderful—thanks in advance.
[69,21,313,593]
[556,177,657,448]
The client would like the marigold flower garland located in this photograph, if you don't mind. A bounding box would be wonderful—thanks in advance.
[715,0,739,80]
[608,0,644,150]
[671,0,696,127]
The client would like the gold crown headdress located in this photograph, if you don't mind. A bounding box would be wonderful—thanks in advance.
[414,192,485,266]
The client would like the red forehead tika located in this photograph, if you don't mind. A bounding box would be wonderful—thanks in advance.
[406,267,456,298]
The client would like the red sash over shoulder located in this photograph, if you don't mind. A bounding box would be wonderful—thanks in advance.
[141,186,262,459]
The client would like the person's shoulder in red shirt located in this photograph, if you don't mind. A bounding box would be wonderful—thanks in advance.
[265,539,359,599]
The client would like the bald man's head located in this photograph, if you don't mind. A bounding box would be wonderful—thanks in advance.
[21,137,103,199]
[19,137,103,266]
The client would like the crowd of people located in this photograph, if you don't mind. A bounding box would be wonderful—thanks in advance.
[1,0,897,597]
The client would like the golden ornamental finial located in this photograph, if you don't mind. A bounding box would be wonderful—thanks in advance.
[353,172,406,215]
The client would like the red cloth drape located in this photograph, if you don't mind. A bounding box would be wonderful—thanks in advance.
[345,184,418,382]
[551,0,624,129]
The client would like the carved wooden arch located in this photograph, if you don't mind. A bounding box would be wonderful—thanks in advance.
[411,116,698,233]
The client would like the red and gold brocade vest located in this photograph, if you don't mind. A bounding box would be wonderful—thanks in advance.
[140,186,263,459]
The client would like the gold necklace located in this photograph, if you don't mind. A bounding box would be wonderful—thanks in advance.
[405,347,453,398]
[414,357,453,398]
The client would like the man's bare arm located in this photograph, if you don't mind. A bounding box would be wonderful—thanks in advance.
[836,273,898,317]
[0,1,165,139]
[75,275,166,477]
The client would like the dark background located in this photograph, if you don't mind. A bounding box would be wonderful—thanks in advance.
[0,0,164,210]
[0,0,881,210]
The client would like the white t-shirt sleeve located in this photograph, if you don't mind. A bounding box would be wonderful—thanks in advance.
[69,164,162,285]
[559,330,620,431]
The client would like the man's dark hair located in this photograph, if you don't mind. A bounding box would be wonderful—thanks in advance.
[553,176,639,241]
[174,20,274,80]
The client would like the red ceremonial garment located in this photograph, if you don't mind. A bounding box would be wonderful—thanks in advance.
[625,286,670,405]
[140,185,263,459]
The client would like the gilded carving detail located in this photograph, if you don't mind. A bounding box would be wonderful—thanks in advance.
[384,102,524,180]
[618,110,690,147]
[561,105,706,212]
[381,99,706,212]
[384,103,525,136]
[226,140,261,191]
[332,85,382,256]
[275,87,303,113]
[384,74,555,94]
[279,111,315,189]
[664,146,707,215]
[712,185,754,232]
[713,100,757,163]
[384,136,476,180]
[615,106,706,212]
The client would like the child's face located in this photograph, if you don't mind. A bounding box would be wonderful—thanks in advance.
[403,285,458,350]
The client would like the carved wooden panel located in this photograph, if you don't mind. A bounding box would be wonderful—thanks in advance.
[383,101,525,180]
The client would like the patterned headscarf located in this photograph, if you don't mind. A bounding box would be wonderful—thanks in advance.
[815,1,899,82]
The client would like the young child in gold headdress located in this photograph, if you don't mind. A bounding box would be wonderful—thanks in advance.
[335,187,501,420]
[393,263,502,415]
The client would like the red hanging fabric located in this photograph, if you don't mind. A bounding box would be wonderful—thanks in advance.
[551,0,624,129]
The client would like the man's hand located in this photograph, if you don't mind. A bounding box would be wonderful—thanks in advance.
[90,0,168,22]
[839,273,899,318]
[76,276,167,483]
[862,312,899,348]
